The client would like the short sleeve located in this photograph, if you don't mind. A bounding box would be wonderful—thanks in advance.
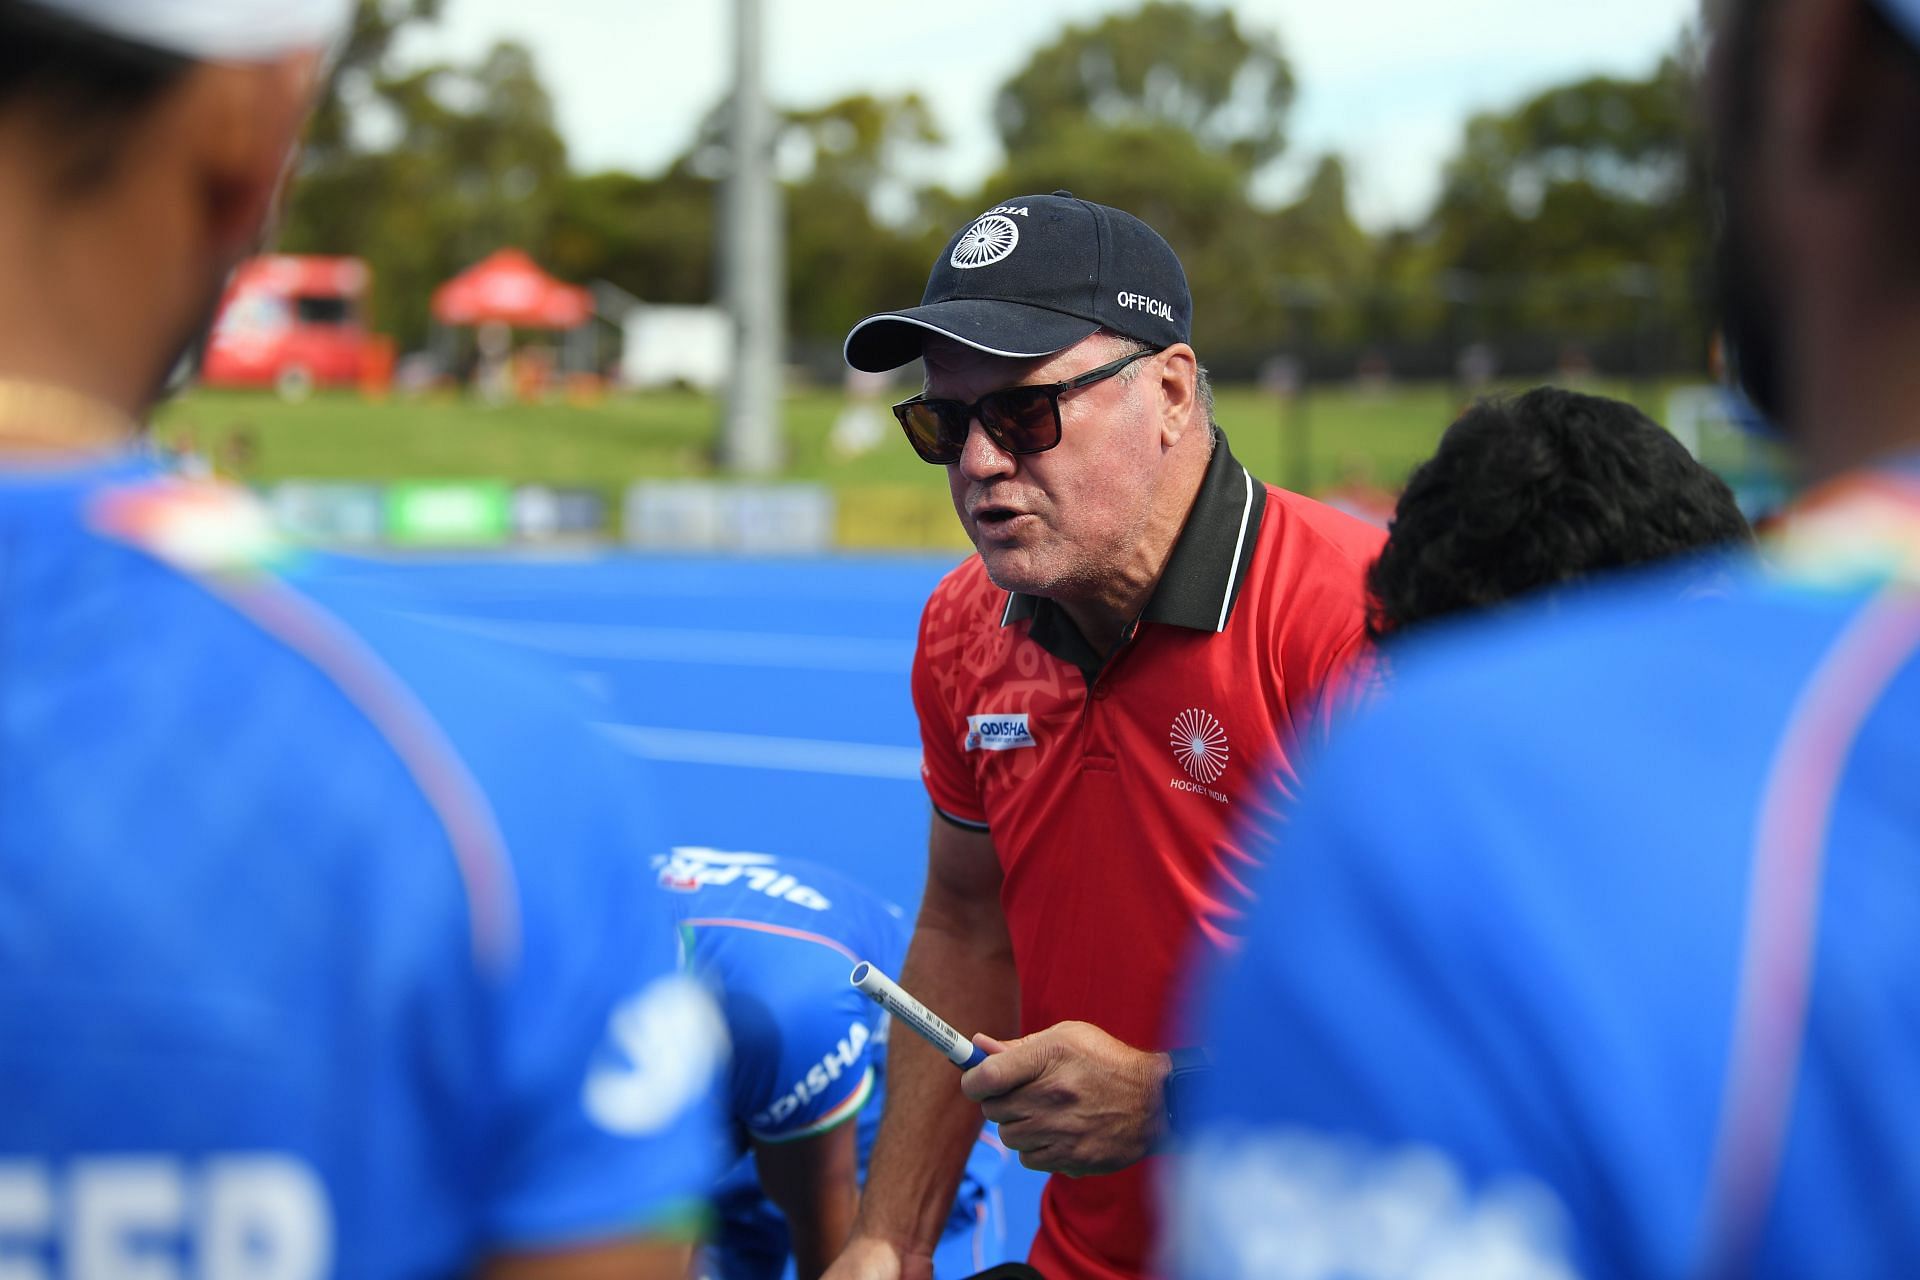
[911,581,988,828]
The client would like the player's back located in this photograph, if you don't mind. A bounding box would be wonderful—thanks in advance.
[656,850,1006,1278]
[1174,535,1920,1278]
[656,850,905,1163]
[0,459,721,1271]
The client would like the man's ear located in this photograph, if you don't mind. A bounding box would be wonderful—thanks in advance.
[1155,344,1201,448]
[187,52,324,260]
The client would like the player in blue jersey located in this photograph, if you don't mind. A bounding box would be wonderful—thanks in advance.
[0,2,722,1272]
[1169,0,1920,1276]
[655,848,1009,1280]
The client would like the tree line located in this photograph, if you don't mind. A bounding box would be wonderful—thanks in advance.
[281,0,1714,383]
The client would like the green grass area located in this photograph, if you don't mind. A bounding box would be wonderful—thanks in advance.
[153,378,1730,546]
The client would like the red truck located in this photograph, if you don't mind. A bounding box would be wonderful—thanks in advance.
[201,255,386,397]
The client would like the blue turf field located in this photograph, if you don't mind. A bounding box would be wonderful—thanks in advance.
[313,548,1047,1268]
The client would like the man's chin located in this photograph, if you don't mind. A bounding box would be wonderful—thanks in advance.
[977,545,1047,596]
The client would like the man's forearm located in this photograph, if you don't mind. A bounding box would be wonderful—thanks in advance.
[855,912,1017,1253]
[757,1123,861,1280]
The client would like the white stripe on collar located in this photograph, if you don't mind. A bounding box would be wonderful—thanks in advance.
[1216,467,1255,633]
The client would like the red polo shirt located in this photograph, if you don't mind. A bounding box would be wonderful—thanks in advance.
[910,433,1384,1280]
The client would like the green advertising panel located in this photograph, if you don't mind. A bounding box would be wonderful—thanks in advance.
[385,480,511,546]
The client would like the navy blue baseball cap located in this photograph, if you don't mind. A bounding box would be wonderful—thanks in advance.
[843,191,1192,373]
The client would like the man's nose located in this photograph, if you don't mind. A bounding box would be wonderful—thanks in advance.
[956,417,1015,478]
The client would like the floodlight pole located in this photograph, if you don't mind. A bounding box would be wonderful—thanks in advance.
[720,0,784,475]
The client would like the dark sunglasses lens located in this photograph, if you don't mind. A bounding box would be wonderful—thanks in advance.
[980,389,1059,454]
[898,401,966,463]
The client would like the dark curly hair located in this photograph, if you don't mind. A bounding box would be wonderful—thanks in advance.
[1366,386,1753,641]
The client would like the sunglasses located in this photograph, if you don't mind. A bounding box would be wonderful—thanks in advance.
[892,347,1161,465]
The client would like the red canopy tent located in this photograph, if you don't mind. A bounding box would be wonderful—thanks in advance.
[431,249,591,329]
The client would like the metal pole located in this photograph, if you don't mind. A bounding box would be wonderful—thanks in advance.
[1290,298,1314,495]
[719,0,783,475]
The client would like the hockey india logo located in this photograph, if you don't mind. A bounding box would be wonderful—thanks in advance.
[951,215,1020,269]
[1170,708,1230,785]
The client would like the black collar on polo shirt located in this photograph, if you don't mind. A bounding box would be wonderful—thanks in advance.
[1000,427,1269,677]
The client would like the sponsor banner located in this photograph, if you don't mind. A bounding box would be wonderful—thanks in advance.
[624,482,724,548]
[624,482,834,552]
[512,485,608,540]
[267,481,385,545]
[835,486,974,551]
[385,481,512,547]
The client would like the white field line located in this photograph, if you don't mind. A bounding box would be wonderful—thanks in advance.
[406,614,910,673]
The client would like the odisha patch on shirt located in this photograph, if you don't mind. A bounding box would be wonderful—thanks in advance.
[966,712,1036,751]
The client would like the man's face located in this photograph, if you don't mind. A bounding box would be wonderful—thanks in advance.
[923,334,1167,599]
[156,50,328,406]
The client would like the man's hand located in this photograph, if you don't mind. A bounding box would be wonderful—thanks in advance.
[819,1234,932,1280]
[960,1022,1171,1176]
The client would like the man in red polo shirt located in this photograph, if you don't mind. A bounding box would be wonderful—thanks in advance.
[824,193,1383,1280]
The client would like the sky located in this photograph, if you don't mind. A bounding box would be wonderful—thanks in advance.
[396,0,1702,231]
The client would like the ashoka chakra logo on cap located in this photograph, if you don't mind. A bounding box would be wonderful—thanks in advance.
[951,215,1020,269]
[1171,708,1229,785]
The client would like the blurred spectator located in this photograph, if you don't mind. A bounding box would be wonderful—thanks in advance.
[0,1,721,1271]
[1320,454,1398,531]
[1354,347,1394,396]
[169,423,213,479]
[1259,353,1304,399]
[219,424,260,480]
[1455,340,1499,391]
[1555,340,1596,383]
[476,318,513,403]
[1367,386,1753,642]
[830,367,890,458]
[394,349,442,397]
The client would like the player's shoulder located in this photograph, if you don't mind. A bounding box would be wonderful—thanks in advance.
[44,468,542,969]
[1333,551,1864,786]
[1229,483,1380,664]
[913,554,1018,715]
[1258,482,1389,576]
[660,849,906,958]
[921,553,1002,626]
[1242,483,1382,635]
[71,471,501,788]
[91,484,658,967]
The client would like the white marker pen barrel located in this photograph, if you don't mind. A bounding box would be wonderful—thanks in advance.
[850,961,988,1070]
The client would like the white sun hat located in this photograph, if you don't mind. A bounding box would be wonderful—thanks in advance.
[21,0,354,63]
